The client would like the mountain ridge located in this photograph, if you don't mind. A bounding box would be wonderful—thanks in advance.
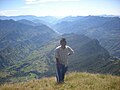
[0,19,58,68]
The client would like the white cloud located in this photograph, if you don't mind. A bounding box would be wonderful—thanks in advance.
[0,10,17,16]
[21,5,32,9]
[25,0,37,4]
[25,0,80,4]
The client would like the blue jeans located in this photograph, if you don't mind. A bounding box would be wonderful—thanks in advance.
[56,64,68,83]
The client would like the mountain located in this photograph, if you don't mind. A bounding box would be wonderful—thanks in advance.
[0,17,120,84]
[0,19,57,48]
[54,16,120,34]
[53,16,120,58]
[0,72,120,90]
[0,15,60,29]
[0,15,59,24]
[0,15,37,21]
[52,34,120,75]
[1,32,119,84]
[0,19,58,68]
[17,19,44,26]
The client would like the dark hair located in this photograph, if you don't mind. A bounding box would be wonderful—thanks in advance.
[60,38,66,43]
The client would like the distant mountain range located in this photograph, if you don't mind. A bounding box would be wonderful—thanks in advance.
[0,16,120,84]
[53,16,120,58]
[0,15,59,27]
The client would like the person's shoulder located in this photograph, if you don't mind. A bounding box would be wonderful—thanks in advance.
[56,46,61,50]
[66,45,73,50]
[66,45,71,48]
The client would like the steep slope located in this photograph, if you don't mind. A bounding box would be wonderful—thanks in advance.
[0,18,119,84]
[17,19,44,26]
[0,33,119,84]
[0,72,120,90]
[53,16,120,57]
[21,33,112,76]
[97,59,120,75]
[0,19,58,68]
[44,34,119,75]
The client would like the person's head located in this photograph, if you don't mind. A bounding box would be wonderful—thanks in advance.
[60,38,67,47]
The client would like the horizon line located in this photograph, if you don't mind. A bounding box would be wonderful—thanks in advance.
[0,14,120,17]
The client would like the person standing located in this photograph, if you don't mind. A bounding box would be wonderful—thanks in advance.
[55,38,74,83]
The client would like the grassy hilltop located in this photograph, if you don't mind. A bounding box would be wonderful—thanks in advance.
[0,72,120,90]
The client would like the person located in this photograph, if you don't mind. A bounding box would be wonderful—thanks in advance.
[55,38,74,83]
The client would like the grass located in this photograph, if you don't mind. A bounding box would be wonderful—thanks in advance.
[0,72,120,90]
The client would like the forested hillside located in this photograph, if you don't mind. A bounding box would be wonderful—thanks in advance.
[0,16,120,84]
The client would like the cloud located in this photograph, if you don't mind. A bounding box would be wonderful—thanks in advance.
[21,5,32,9]
[25,0,80,4]
[25,0,37,4]
[0,10,17,16]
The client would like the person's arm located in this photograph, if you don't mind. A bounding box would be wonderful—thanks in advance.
[68,46,74,56]
[56,58,59,64]
[56,58,61,68]
[55,48,60,65]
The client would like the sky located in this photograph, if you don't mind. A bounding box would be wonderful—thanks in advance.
[0,0,120,17]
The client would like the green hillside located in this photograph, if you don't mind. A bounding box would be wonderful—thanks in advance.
[0,72,120,90]
[0,19,57,69]
[0,18,120,85]
[0,33,119,84]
